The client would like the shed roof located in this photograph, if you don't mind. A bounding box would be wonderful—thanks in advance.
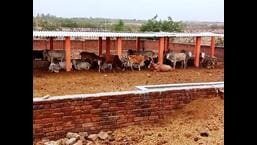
[33,31,224,38]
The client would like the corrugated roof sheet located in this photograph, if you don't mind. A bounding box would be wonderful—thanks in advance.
[33,31,224,38]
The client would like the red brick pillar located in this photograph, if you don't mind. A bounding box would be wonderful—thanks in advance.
[98,37,102,56]
[166,37,169,52]
[158,37,165,64]
[210,36,215,57]
[136,37,140,51]
[106,37,111,59]
[50,37,53,50]
[194,37,201,67]
[117,37,122,57]
[65,36,72,71]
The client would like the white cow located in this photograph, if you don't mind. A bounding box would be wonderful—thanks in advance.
[43,50,65,63]
[72,59,91,70]
[166,52,187,69]
[48,63,61,73]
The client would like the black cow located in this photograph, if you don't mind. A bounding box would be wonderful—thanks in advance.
[33,50,45,60]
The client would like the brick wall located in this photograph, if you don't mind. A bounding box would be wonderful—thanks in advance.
[33,87,223,141]
[33,39,224,58]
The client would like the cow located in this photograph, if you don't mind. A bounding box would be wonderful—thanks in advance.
[181,49,193,67]
[43,49,65,63]
[200,52,206,65]
[98,54,123,71]
[149,63,172,72]
[58,61,72,70]
[80,52,100,64]
[127,55,145,71]
[149,58,172,72]
[33,50,46,60]
[127,49,157,60]
[72,59,91,70]
[98,62,113,72]
[48,62,61,73]
[200,53,217,69]
[166,51,187,69]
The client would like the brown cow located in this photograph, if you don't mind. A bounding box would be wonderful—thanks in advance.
[149,60,172,72]
[127,55,145,71]
[100,54,123,69]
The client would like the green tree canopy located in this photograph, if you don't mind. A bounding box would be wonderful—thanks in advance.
[140,15,183,32]
[112,20,125,31]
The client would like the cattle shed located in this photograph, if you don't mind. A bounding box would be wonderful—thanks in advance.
[33,31,224,71]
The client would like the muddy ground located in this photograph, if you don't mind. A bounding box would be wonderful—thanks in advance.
[33,65,223,97]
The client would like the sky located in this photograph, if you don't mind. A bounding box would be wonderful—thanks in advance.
[33,0,224,22]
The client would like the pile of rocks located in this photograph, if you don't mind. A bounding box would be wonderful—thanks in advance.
[35,131,114,145]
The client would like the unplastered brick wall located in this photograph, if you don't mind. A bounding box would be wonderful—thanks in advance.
[33,87,223,141]
[33,40,224,58]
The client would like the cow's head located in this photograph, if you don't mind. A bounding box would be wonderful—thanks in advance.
[148,58,154,69]
[200,52,205,58]
[187,51,192,58]
[127,49,134,56]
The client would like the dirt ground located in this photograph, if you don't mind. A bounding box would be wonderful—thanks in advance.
[35,96,223,145]
[96,96,224,145]
[33,65,224,97]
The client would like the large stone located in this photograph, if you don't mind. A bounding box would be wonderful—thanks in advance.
[87,134,98,141]
[66,132,80,139]
[78,132,88,140]
[65,138,78,145]
[98,131,109,140]
[41,138,50,144]
[86,141,94,145]
[73,140,83,145]
[44,141,58,145]
[56,138,67,145]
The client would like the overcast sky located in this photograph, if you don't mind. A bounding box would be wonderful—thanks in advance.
[33,0,224,22]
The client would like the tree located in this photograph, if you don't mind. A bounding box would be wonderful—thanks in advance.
[140,15,183,32]
[112,20,125,31]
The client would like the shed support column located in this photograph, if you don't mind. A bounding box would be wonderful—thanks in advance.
[117,37,122,57]
[50,37,53,50]
[65,36,72,71]
[210,36,215,57]
[106,37,111,59]
[166,37,169,52]
[136,37,140,51]
[164,37,167,53]
[158,37,165,64]
[194,37,201,67]
[98,37,102,56]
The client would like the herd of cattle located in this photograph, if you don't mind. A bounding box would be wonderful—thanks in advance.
[33,49,217,73]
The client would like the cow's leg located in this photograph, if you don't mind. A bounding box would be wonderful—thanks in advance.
[109,64,113,71]
[130,63,134,71]
[139,65,141,71]
[173,61,176,69]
